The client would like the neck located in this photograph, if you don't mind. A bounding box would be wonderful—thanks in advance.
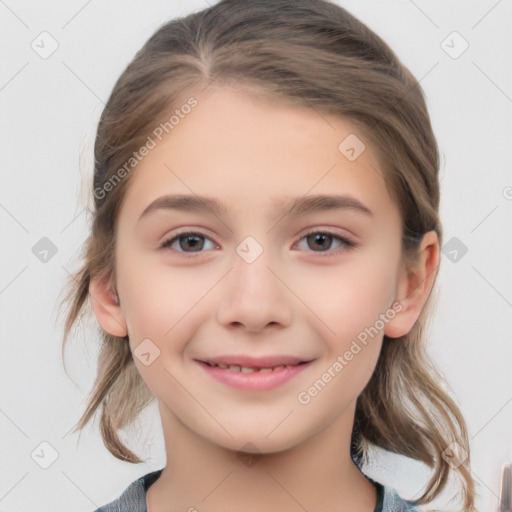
[146,400,378,512]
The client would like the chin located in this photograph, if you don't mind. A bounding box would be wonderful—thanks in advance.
[205,428,304,456]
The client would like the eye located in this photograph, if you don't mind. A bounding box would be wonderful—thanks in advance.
[159,229,358,258]
[160,231,217,257]
[293,230,358,255]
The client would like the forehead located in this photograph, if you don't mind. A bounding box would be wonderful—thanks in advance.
[118,86,398,226]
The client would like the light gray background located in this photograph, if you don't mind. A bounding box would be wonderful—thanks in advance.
[1,1,511,510]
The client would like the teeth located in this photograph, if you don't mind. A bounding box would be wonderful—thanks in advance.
[211,363,287,373]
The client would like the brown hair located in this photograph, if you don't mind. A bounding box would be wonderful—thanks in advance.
[58,0,476,508]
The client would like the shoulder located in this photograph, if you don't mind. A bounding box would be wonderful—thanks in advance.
[364,473,420,512]
[92,469,163,512]
[381,483,421,512]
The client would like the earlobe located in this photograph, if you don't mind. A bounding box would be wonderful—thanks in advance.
[88,275,128,337]
[384,230,440,339]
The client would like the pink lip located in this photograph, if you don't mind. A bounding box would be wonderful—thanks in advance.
[196,360,313,391]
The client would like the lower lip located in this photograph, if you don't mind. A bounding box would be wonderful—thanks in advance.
[196,361,313,391]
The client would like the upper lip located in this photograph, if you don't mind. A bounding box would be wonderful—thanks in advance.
[198,355,312,368]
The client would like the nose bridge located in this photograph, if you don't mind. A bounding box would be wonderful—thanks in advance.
[216,235,292,330]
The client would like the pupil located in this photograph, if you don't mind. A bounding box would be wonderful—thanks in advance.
[309,233,331,251]
[181,235,203,251]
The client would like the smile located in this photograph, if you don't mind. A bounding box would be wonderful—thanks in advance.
[196,360,313,391]
[205,361,307,373]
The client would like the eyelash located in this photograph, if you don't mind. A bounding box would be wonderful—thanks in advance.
[159,229,359,259]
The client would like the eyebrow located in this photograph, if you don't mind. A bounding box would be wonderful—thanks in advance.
[137,193,374,224]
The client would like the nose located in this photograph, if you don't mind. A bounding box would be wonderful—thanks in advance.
[216,246,293,333]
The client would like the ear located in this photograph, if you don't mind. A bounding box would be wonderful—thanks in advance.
[89,275,128,337]
[384,230,440,339]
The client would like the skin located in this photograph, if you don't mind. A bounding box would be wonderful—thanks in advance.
[90,86,439,512]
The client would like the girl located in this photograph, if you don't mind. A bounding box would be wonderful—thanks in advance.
[59,0,476,510]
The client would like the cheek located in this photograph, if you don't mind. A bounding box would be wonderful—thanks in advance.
[118,254,205,336]
[118,258,215,393]
[293,253,397,342]
[303,259,393,402]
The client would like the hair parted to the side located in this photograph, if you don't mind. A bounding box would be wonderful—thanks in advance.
[57,0,476,508]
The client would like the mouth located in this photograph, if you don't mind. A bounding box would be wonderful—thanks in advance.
[202,361,310,373]
[195,357,314,391]
[197,355,313,374]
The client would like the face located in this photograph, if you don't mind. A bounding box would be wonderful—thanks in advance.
[104,87,409,454]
